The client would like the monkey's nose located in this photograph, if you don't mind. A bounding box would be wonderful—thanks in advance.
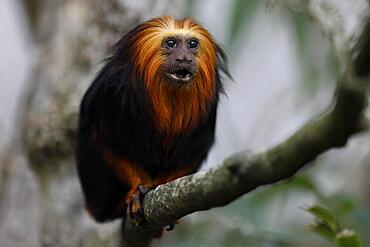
[176,57,192,63]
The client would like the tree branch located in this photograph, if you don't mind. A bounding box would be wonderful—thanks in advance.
[121,7,370,247]
[136,74,366,226]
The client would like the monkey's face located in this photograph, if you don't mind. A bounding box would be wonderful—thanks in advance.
[162,36,198,85]
[127,16,226,135]
[131,16,217,91]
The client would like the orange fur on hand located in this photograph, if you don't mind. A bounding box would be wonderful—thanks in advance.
[102,147,153,190]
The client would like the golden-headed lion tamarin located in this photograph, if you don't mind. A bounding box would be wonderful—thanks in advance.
[76,16,230,225]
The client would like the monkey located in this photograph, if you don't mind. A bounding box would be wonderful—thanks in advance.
[75,16,230,225]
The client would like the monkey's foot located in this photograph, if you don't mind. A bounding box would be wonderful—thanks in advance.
[126,185,150,226]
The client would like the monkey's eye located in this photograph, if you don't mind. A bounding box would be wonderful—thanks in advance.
[188,39,199,49]
[165,38,177,48]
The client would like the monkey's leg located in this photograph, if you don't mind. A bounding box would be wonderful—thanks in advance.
[107,158,154,225]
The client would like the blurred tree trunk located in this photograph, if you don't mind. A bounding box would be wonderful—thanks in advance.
[0,1,185,246]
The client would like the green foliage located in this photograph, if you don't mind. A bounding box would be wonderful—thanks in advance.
[307,205,364,247]
[336,230,363,247]
[308,205,337,233]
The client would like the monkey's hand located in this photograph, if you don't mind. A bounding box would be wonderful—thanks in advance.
[126,185,150,226]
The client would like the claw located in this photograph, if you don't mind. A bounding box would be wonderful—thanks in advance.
[126,190,143,226]
[166,224,175,231]
[166,220,180,231]
[125,185,151,226]
[138,185,149,197]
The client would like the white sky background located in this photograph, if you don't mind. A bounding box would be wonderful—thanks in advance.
[0,0,31,150]
[191,1,369,184]
[194,2,330,169]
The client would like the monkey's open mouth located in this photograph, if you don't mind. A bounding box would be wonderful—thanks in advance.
[167,68,194,82]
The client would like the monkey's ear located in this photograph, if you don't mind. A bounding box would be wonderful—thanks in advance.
[215,44,232,81]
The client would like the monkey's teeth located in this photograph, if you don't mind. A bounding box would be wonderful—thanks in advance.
[169,72,193,82]
[170,74,180,80]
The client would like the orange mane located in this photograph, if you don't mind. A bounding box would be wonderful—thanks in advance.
[129,16,218,137]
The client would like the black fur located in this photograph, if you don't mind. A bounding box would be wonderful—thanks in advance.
[75,23,229,222]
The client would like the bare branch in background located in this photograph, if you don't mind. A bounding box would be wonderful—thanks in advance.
[19,0,42,30]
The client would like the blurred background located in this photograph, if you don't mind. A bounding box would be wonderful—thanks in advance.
[0,0,369,246]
